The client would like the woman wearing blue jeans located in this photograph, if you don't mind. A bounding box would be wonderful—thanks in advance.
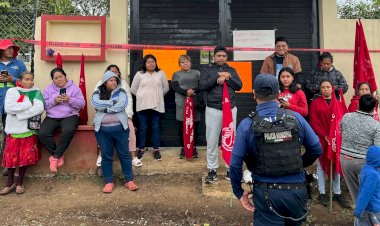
[131,54,169,161]
[92,71,138,193]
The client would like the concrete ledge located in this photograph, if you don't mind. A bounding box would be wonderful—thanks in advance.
[29,125,98,176]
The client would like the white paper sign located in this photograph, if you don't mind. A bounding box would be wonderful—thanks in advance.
[233,30,275,61]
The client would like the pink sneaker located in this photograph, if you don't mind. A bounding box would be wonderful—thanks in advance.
[102,183,114,193]
[49,156,58,173]
[57,156,64,168]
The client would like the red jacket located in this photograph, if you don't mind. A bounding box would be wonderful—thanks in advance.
[278,89,308,116]
[348,95,360,112]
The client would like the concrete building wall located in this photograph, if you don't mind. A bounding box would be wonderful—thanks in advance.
[33,0,128,124]
[319,0,380,100]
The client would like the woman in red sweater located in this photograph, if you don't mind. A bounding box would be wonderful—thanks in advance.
[348,82,372,112]
[309,79,350,208]
[277,67,308,116]
[348,82,379,120]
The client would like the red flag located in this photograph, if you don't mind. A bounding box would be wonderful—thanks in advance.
[353,19,377,91]
[56,53,62,69]
[79,54,88,125]
[326,88,347,176]
[221,82,235,166]
[183,97,194,159]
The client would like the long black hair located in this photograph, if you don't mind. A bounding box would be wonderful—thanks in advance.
[141,54,160,73]
[99,74,120,100]
[278,67,299,93]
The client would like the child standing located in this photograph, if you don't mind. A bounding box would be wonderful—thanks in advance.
[0,72,44,195]
[354,145,380,226]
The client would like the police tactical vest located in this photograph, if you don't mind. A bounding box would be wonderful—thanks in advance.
[249,108,303,176]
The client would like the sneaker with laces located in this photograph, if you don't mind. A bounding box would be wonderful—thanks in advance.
[153,149,162,160]
[318,194,327,206]
[136,149,145,159]
[179,148,185,159]
[225,170,230,180]
[334,194,352,209]
[193,148,198,158]
[132,157,143,167]
[205,170,217,183]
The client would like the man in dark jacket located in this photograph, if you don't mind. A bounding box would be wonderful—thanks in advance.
[199,45,242,183]
[230,74,321,225]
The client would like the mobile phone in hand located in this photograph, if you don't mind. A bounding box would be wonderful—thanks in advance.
[0,70,8,76]
[59,88,66,95]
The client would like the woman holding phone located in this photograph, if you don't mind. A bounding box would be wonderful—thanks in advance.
[38,68,85,173]
[277,67,308,116]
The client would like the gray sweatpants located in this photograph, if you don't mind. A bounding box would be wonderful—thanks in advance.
[205,106,237,170]
[340,155,366,203]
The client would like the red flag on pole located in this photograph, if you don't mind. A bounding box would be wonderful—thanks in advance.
[353,19,377,91]
[79,54,88,125]
[56,53,62,69]
[183,97,194,159]
[326,88,347,176]
[221,82,235,166]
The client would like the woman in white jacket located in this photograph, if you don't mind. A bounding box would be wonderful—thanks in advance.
[0,71,44,195]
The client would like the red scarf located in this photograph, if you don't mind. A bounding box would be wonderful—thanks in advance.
[327,89,347,176]
[183,97,194,159]
[221,82,235,166]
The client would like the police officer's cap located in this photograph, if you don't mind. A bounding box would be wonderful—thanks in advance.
[253,74,279,96]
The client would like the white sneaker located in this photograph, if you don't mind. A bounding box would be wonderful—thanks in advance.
[96,154,102,167]
[243,169,253,184]
[132,157,143,167]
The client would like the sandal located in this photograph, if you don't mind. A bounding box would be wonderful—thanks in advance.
[102,183,114,193]
[16,185,25,194]
[125,181,139,191]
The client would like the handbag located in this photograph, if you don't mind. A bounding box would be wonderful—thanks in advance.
[28,114,41,130]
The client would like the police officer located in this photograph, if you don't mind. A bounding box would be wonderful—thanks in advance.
[230,74,322,226]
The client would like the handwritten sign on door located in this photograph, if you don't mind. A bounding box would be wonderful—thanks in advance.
[233,30,275,61]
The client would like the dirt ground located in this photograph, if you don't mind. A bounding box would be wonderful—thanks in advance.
[0,171,354,226]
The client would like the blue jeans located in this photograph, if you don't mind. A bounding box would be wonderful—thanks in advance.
[253,186,308,226]
[137,109,161,149]
[317,160,341,194]
[95,125,132,184]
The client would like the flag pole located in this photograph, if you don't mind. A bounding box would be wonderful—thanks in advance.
[329,161,333,212]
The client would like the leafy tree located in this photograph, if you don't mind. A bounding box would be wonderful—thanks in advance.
[73,0,110,16]
[338,0,380,19]
[0,0,109,16]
